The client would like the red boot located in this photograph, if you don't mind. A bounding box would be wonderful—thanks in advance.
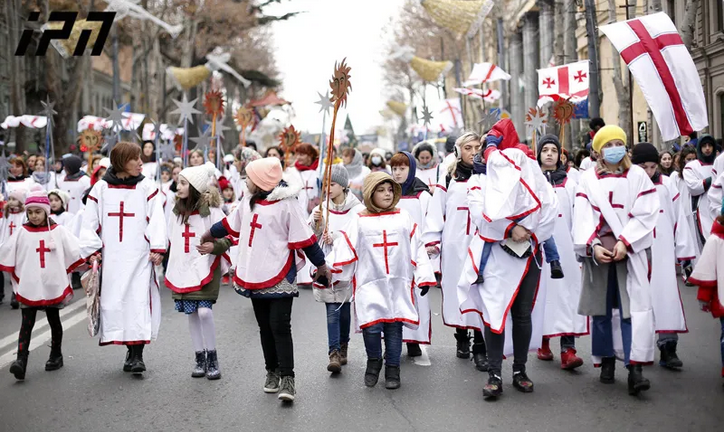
[560,348,584,370]
[222,275,230,285]
[537,338,553,361]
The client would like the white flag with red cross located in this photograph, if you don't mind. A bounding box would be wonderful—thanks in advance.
[601,12,707,141]
[437,98,464,131]
[462,63,511,87]
[537,60,589,105]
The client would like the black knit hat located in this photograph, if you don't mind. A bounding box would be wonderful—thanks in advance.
[631,142,659,165]
[536,134,561,168]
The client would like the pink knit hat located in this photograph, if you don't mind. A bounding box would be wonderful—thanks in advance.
[25,189,51,215]
[246,157,283,192]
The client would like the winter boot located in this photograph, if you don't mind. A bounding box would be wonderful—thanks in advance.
[327,350,342,373]
[340,343,349,365]
[560,348,584,370]
[278,376,296,402]
[123,346,133,372]
[9,352,28,381]
[537,337,554,361]
[474,274,485,285]
[364,358,383,387]
[483,372,503,399]
[385,365,401,390]
[406,343,422,357]
[627,364,651,395]
[130,345,146,374]
[472,343,488,372]
[206,350,220,380]
[600,356,616,384]
[454,331,471,359]
[192,350,207,378]
[45,348,63,371]
[550,260,564,279]
[71,272,83,290]
[659,340,683,369]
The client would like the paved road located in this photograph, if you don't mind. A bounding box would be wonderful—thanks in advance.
[0,278,722,432]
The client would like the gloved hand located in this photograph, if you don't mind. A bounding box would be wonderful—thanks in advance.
[704,177,712,191]
[483,133,503,161]
[420,286,430,296]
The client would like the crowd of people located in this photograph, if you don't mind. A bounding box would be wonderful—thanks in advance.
[1,117,723,404]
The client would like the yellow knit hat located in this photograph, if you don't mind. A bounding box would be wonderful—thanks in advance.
[592,125,627,153]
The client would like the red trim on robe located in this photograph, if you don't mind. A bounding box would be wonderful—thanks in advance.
[359,209,401,217]
[233,251,294,290]
[147,189,159,201]
[221,217,240,237]
[15,286,73,307]
[332,230,358,267]
[88,195,98,203]
[99,340,150,346]
[288,234,317,249]
[165,255,222,293]
[107,184,137,190]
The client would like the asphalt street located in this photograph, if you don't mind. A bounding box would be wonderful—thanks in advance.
[0,278,722,432]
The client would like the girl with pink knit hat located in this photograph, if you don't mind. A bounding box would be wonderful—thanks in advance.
[0,188,83,380]
[200,157,331,403]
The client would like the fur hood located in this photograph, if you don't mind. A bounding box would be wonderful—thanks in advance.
[267,169,304,202]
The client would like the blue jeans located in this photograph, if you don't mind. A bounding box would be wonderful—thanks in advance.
[362,321,403,367]
[478,241,493,276]
[325,303,351,354]
[591,264,633,365]
[542,237,560,263]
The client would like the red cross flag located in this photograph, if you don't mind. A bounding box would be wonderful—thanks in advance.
[462,63,511,87]
[437,98,464,131]
[537,60,589,105]
[601,12,707,141]
[453,88,501,102]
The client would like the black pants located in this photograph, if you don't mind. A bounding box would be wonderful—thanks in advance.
[455,328,486,354]
[485,251,542,375]
[18,308,63,355]
[251,297,295,377]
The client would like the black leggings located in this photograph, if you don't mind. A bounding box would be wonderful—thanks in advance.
[18,308,63,355]
[485,251,542,375]
[251,297,295,377]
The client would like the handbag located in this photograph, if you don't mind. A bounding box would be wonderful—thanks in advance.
[82,261,101,337]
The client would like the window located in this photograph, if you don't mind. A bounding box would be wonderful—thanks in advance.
[666,0,676,25]
[718,0,724,32]
[719,92,724,138]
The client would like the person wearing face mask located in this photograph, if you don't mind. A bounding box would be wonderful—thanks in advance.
[632,143,697,371]
[412,142,440,194]
[573,126,659,396]
[683,135,717,248]
[367,149,389,173]
[422,133,485,367]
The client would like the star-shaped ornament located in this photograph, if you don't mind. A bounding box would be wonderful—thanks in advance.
[158,141,176,161]
[39,97,57,126]
[449,126,464,137]
[315,90,334,115]
[421,105,434,127]
[170,94,201,125]
[190,127,213,150]
[101,131,118,154]
[205,118,232,139]
[525,107,547,136]
[478,110,500,133]
[104,100,129,132]
[151,120,163,143]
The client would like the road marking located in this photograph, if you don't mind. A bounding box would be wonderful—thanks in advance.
[0,299,86,353]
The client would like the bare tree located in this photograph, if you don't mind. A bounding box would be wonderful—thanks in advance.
[680,0,699,50]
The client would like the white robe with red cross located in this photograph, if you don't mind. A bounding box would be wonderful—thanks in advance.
[415,166,441,194]
[221,173,316,290]
[79,178,167,345]
[651,175,697,333]
[573,165,659,365]
[0,211,26,246]
[397,191,433,344]
[683,159,716,244]
[165,208,231,293]
[57,174,91,214]
[670,170,700,262]
[422,176,483,330]
[328,209,436,331]
[0,223,83,306]
[541,176,589,338]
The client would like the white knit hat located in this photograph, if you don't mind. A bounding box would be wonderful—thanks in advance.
[179,162,216,193]
[48,189,71,208]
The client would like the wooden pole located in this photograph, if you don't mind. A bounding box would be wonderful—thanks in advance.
[318,99,341,233]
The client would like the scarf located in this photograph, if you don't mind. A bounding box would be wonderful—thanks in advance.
[102,166,145,186]
[542,167,568,186]
[344,149,364,178]
[473,153,487,175]
[295,158,319,172]
[65,170,86,181]
[362,172,401,214]
[51,207,65,216]
[399,152,418,196]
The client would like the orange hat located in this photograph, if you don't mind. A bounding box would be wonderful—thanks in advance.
[246,158,283,192]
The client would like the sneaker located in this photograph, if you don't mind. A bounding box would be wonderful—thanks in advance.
[483,373,503,399]
[560,348,584,370]
[512,370,534,393]
[278,376,296,402]
[264,370,281,393]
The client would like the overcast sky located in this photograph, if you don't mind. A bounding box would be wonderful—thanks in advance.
[267,0,405,135]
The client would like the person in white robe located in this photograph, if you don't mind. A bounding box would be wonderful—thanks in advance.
[458,123,557,398]
[573,126,659,396]
[293,144,321,288]
[671,146,700,277]
[79,142,167,375]
[165,163,231,380]
[141,140,158,180]
[328,172,435,390]
[391,152,433,357]
[422,133,484,366]
[7,157,36,195]
[342,148,370,201]
[309,165,364,374]
[632,143,698,370]
[0,188,28,308]
[534,135,587,370]
[688,211,724,385]
[0,190,82,380]
[48,189,74,227]
[56,155,90,215]
[683,135,717,248]
[412,142,441,194]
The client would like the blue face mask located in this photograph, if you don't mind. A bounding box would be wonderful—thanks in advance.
[603,146,627,164]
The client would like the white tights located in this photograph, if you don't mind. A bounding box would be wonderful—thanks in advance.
[188,307,217,352]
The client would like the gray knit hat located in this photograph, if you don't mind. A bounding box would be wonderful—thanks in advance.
[330,164,349,188]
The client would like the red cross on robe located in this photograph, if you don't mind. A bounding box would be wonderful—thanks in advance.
[107,201,135,242]
[372,230,399,274]
[248,214,263,247]
[36,239,50,269]
[182,223,195,253]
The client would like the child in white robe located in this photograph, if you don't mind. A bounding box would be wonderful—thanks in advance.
[632,143,698,370]
[310,165,364,374]
[0,190,82,380]
[48,189,74,226]
[328,172,435,390]
[166,162,231,381]
[1,189,27,308]
[56,155,90,215]
[683,135,717,248]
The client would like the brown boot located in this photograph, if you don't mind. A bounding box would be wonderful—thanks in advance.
[327,350,342,373]
[340,343,348,365]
